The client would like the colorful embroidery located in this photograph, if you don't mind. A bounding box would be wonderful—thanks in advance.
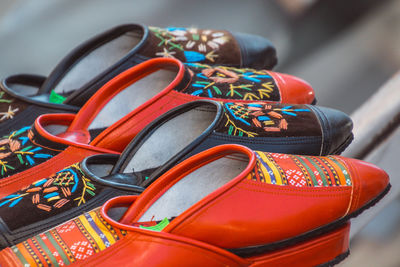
[247,151,352,187]
[0,127,57,178]
[216,102,312,137]
[183,63,280,101]
[139,27,241,65]
[0,163,104,231]
[0,91,20,121]
[9,208,126,266]
[149,27,231,62]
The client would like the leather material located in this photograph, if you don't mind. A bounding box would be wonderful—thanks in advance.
[0,57,316,197]
[0,147,142,248]
[311,106,354,154]
[0,58,186,197]
[0,97,354,249]
[137,26,277,69]
[0,59,319,248]
[119,144,389,250]
[0,195,350,267]
[0,57,311,141]
[343,157,390,214]
[0,189,124,248]
[38,24,149,96]
[232,32,278,70]
[273,72,315,104]
[103,100,352,189]
[0,24,149,136]
[69,220,350,267]
[189,132,323,156]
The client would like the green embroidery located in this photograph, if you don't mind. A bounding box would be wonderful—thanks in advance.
[0,92,12,103]
[49,90,66,104]
[139,217,170,232]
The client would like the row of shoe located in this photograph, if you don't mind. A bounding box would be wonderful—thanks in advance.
[0,24,390,266]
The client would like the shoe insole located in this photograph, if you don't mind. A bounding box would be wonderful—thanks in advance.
[121,105,218,173]
[138,153,249,222]
[53,31,143,96]
[87,68,178,131]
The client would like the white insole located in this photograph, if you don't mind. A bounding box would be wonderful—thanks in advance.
[138,154,249,222]
[44,124,69,135]
[53,31,142,95]
[88,69,177,130]
[122,106,218,173]
[8,83,40,96]
[87,163,115,177]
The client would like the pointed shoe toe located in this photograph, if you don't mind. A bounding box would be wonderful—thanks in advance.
[271,72,315,104]
[312,106,353,155]
[343,157,390,215]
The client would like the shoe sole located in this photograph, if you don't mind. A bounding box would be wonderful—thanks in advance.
[317,250,350,267]
[247,222,350,266]
[331,133,354,155]
[231,183,391,257]
[311,98,317,105]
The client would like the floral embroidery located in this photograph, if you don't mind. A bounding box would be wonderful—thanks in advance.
[0,127,56,177]
[148,27,237,64]
[218,103,311,137]
[0,163,98,211]
[184,63,279,101]
[0,91,19,121]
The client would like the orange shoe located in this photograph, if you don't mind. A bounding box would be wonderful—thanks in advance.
[113,144,389,255]
[0,58,314,198]
[0,203,350,267]
[0,99,353,249]
[0,144,389,266]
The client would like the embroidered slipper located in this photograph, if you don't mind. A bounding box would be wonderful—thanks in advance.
[109,100,353,189]
[81,144,387,266]
[0,204,351,267]
[101,144,389,253]
[0,23,276,133]
[0,142,389,266]
[0,99,352,248]
[0,58,314,197]
[0,35,300,139]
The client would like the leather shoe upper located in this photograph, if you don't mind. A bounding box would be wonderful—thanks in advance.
[116,144,389,250]
[232,32,277,69]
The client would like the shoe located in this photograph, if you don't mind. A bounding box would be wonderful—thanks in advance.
[0,40,303,138]
[0,58,313,197]
[0,205,351,267]
[183,63,314,104]
[138,26,277,68]
[0,23,276,127]
[0,99,352,248]
[108,144,389,255]
[0,142,389,266]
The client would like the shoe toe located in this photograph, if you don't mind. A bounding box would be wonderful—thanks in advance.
[314,106,353,155]
[345,157,390,213]
[271,72,315,104]
[231,32,277,69]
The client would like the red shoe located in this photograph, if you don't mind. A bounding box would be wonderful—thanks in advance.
[0,99,353,249]
[0,144,388,266]
[0,204,350,267]
[110,144,389,254]
[0,58,314,197]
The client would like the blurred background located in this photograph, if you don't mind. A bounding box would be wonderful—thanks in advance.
[0,0,399,265]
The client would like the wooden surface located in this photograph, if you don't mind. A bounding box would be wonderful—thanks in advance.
[341,71,400,238]
[343,71,400,159]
